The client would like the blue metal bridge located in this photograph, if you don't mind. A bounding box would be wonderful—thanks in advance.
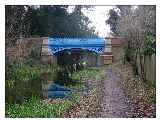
[48,38,106,54]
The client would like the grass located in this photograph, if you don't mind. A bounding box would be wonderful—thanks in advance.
[71,66,106,82]
[64,81,86,90]
[6,94,81,118]
[65,66,106,90]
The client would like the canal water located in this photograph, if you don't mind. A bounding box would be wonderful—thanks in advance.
[42,82,91,99]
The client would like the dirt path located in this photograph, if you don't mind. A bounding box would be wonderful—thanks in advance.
[98,67,134,118]
[64,66,135,118]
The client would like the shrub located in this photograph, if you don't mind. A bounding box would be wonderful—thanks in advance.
[143,34,156,56]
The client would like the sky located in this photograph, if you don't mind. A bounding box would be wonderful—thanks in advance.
[82,6,114,38]
[68,6,114,38]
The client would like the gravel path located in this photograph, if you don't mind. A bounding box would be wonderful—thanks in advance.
[98,68,134,118]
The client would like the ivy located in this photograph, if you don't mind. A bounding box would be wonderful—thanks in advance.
[143,34,156,56]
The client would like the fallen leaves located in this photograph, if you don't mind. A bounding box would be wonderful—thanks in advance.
[112,62,156,118]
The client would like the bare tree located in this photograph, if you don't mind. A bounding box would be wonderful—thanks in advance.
[115,6,156,81]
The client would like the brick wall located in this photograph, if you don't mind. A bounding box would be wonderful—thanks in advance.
[6,37,43,64]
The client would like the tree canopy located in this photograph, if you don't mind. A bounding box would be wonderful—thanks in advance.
[5,5,98,46]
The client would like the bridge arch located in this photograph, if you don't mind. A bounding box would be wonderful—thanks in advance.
[41,37,114,66]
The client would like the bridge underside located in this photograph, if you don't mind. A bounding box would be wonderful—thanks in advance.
[55,49,100,66]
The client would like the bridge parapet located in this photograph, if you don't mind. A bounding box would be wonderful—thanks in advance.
[48,38,106,54]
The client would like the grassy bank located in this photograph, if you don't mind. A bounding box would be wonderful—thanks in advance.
[6,94,80,118]
[71,67,106,81]
[6,65,106,118]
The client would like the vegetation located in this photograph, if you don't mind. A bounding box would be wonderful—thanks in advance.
[5,65,105,117]
[6,64,42,104]
[71,67,106,81]
[107,6,156,82]
[143,34,156,56]
[5,63,83,117]
[6,62,72,102]
[5,5,98,47]
[68,66,106,90]
[6,94,81,118]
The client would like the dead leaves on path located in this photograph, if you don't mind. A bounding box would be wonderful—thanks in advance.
[62,63,156,118]
[112,62,156,118]
[63,89,97,117]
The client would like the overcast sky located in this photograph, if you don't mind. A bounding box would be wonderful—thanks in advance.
[82,6,114,38]
[68,6,114,38]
